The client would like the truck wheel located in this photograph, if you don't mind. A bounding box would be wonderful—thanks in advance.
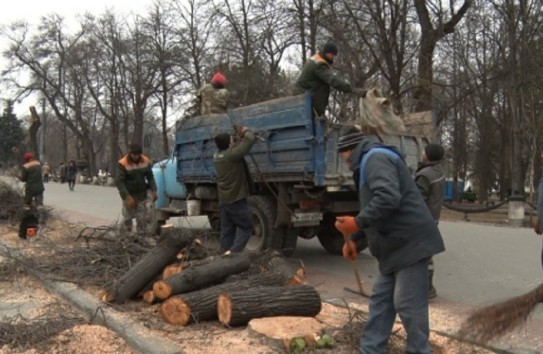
[247,195,276,252]
[271,226,298,257]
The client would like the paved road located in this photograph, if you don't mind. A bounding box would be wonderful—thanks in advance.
[6,178,543,351]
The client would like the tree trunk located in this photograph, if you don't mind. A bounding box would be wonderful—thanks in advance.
[160,272,286,326]
[104,228,194,304]
[28,106,41,157]
[266,257,305,285]
[153,253,251,300]
[218,285,321,327]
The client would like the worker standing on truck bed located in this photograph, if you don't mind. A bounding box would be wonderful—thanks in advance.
[292,41,365,117]
[335,96,445,353]
[197,71,229,115]
[116,144,157,234]
[213,127,256,253]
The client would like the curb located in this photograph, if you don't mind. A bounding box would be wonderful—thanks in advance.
[0,241,185,354]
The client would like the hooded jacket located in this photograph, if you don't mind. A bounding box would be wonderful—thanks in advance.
[292,53,352,116]
[415,160,445,222]
[349,135,445,274]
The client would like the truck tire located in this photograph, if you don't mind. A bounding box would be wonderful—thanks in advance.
[247,195,276,252]
[317,216,367,255]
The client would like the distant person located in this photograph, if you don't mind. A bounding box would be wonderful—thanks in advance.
[197,71,229,115]
[19,152,44,207]
[116,144,157,234]
[415,143,446,299]
[292,41,365,117]
[65,160,77,191]
[58,162,66,183]
[213,127,256,253]
[42,162,51,183]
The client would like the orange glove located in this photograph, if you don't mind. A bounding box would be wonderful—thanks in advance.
[151,191,158,202]
[125,195,136,210]
[342,239,358,261]
[335,216,359,235]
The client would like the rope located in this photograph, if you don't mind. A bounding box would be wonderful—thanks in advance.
[442,201,507,214]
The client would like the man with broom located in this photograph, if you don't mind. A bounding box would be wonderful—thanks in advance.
[335,89,445,354]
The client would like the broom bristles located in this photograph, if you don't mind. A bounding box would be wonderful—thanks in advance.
[457,283,543,344]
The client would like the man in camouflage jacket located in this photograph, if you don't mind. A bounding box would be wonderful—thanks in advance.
[197,71,229,115]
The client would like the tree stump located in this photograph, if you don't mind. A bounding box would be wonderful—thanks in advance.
[153,252,250,300]
[160,272,285,325]
[218,285,321,327]
[104,228,194,304]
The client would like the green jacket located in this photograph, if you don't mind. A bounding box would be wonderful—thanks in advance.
[197,84,229,115]
[20,160,44,195]
[293,53,352,116]
[214,131,257,204]
[116,154,157,201]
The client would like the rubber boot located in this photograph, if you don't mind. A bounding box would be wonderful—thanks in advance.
[428,259,437,299]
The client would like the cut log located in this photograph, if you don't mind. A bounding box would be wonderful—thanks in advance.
[162,264,183,279]
[142,290,157,304]
[266,257,305,285]
[153,252,250,300]
[105,228,194,304]
[160,272,285,325]
[218,285,321,327]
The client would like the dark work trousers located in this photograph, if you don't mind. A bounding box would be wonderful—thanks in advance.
[219,198,253,252]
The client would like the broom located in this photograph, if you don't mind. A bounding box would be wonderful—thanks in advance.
[456,283,543,344]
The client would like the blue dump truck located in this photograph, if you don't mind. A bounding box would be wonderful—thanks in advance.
[153,94,427,256]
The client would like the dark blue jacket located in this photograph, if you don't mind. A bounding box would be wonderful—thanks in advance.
[349,135,445,274]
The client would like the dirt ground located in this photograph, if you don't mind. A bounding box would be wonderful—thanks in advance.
[0,214,510,354]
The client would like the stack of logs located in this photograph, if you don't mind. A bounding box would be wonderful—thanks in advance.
[99,227,322,327]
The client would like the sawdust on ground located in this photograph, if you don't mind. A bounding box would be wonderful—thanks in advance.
[0,216,504,354]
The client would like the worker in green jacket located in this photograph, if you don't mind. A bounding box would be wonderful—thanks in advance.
[213,127,256,253]
[293,42,364,117]
[19,152,45,207]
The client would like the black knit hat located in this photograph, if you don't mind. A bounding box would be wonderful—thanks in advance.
[129,144,143,154]
[424,143,444,162]
[321,42,338,55]
[337,126,364,153]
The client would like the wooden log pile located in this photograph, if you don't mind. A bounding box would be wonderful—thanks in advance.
[100,227,322,328]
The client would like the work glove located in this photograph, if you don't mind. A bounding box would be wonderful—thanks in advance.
[335,216,359,236]
[352,87,367,97]
[342,239,358,261]
[151,190,158,202]
[125,195,136,210]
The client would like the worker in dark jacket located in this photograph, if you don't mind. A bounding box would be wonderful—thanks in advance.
[197,72,229,115]
[19,152,45,207]
[116,144,157,233]
[335,122,445,352]
[415,143,446,299]
[214,127,256,253]
[293,42,364,117]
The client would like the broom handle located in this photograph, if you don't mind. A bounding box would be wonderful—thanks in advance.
[342,232,365,295]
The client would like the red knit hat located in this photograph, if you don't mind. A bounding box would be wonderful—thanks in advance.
[23,152,33,162]
[211,72,226,87]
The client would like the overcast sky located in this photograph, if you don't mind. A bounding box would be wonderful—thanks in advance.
[0,1,154,116]
[0,0,152,26]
